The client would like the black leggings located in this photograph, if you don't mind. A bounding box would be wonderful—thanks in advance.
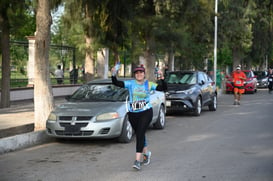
[128,108,153,153]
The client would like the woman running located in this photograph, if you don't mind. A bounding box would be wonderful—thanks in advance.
[111,64,167,170]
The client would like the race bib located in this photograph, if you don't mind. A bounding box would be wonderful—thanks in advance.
[235,80,242,84]
[269,78,273,82]
[131,100,147,111]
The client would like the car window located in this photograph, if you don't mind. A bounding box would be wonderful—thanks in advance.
[243,71,251,78]
[182,73,196,84]
[168,74,178,83]
[203,73,209,82]
[254,71,267,78]
[69,84,128,102]
[206,74,212,82]
[198,73,206,84]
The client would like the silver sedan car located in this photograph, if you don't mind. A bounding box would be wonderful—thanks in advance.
[46,78,166,143]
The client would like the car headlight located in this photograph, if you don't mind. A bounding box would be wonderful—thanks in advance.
[96,112,119,121]
[245,80,252,84]
[176,87,195,95]
[47,113,57,121]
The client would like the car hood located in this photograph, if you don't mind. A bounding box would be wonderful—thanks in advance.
[227,77,254,82]
[167,84,194,92]
[53,101,126,116]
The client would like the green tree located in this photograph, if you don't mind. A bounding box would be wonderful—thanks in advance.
[131,0,162,80]
[250,0,273,69]
[176,0,214,70]
[96,0,136,63]
[0,0,33,108]
[61,0,105,82]
[218,0,255,70]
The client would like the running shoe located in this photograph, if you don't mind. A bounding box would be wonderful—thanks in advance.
[132,160,141,170]
[142,151,151,165]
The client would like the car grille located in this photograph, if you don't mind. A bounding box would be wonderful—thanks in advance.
[166,100,192,110]
[168,101,187,108]
[56,123,93,136]
[59,116,92,121]
[55,130,94,136]
[59,123,88,127]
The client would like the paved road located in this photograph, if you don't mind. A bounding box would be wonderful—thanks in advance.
[1,89,273,181]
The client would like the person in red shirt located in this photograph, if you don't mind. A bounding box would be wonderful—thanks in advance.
[232,66,246,105]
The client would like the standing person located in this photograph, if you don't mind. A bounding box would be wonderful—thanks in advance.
[232,65,246,105]
[55,65,64,84]
[164,65,169,77]
[268,68,273,94]
[111,64,166,170]
[154,64,159,79]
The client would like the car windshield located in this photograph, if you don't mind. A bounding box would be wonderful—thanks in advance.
[243,71,252,78]
[166,72,196,84]
[254,71,267,78]
[69,84,128,102]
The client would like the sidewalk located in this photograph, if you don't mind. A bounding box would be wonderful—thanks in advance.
[0,97,65,154]
[0,99,34,138]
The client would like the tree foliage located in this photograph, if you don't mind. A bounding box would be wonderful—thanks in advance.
[0,0,34,108]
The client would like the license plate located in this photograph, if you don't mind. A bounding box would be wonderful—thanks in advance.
[65,126,80,132]
[166,101,171,107]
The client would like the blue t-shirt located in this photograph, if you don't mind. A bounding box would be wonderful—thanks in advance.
[124,80,157,112]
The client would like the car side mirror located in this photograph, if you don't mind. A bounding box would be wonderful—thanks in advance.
[65,95,71,100]
[199,80,205,85]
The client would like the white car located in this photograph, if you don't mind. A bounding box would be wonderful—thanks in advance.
[46,78,166,143]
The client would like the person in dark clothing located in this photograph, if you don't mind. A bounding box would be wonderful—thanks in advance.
[268,68,273,94]
[111,64,167,170]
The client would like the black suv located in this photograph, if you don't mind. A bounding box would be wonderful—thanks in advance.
[165,70,217,116]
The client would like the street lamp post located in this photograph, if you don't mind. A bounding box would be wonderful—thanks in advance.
[214,0,218,83]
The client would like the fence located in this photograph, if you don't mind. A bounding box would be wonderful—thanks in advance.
[0,84,81,102]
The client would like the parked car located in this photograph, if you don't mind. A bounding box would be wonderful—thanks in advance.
[254,71,268,88]
[165,70,217,116]
[46,78,166,143]
[226,70,258,94]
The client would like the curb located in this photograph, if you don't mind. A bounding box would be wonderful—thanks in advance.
[0,123,34,138]
[0,130,53,155]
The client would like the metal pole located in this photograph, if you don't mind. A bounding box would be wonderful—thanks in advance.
[214,0,218,82]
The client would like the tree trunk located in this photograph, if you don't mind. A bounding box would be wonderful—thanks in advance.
[0,15,11,108]
[34,0,54,130]
[168,49,174,71]
[84,35,95,81]
[143,49,156,81]
[232,47,241,70]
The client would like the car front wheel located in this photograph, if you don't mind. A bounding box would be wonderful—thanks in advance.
[193,96,202,116]
[153,105,166,129]
[117,115,133,143]
[208,94,217,111]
